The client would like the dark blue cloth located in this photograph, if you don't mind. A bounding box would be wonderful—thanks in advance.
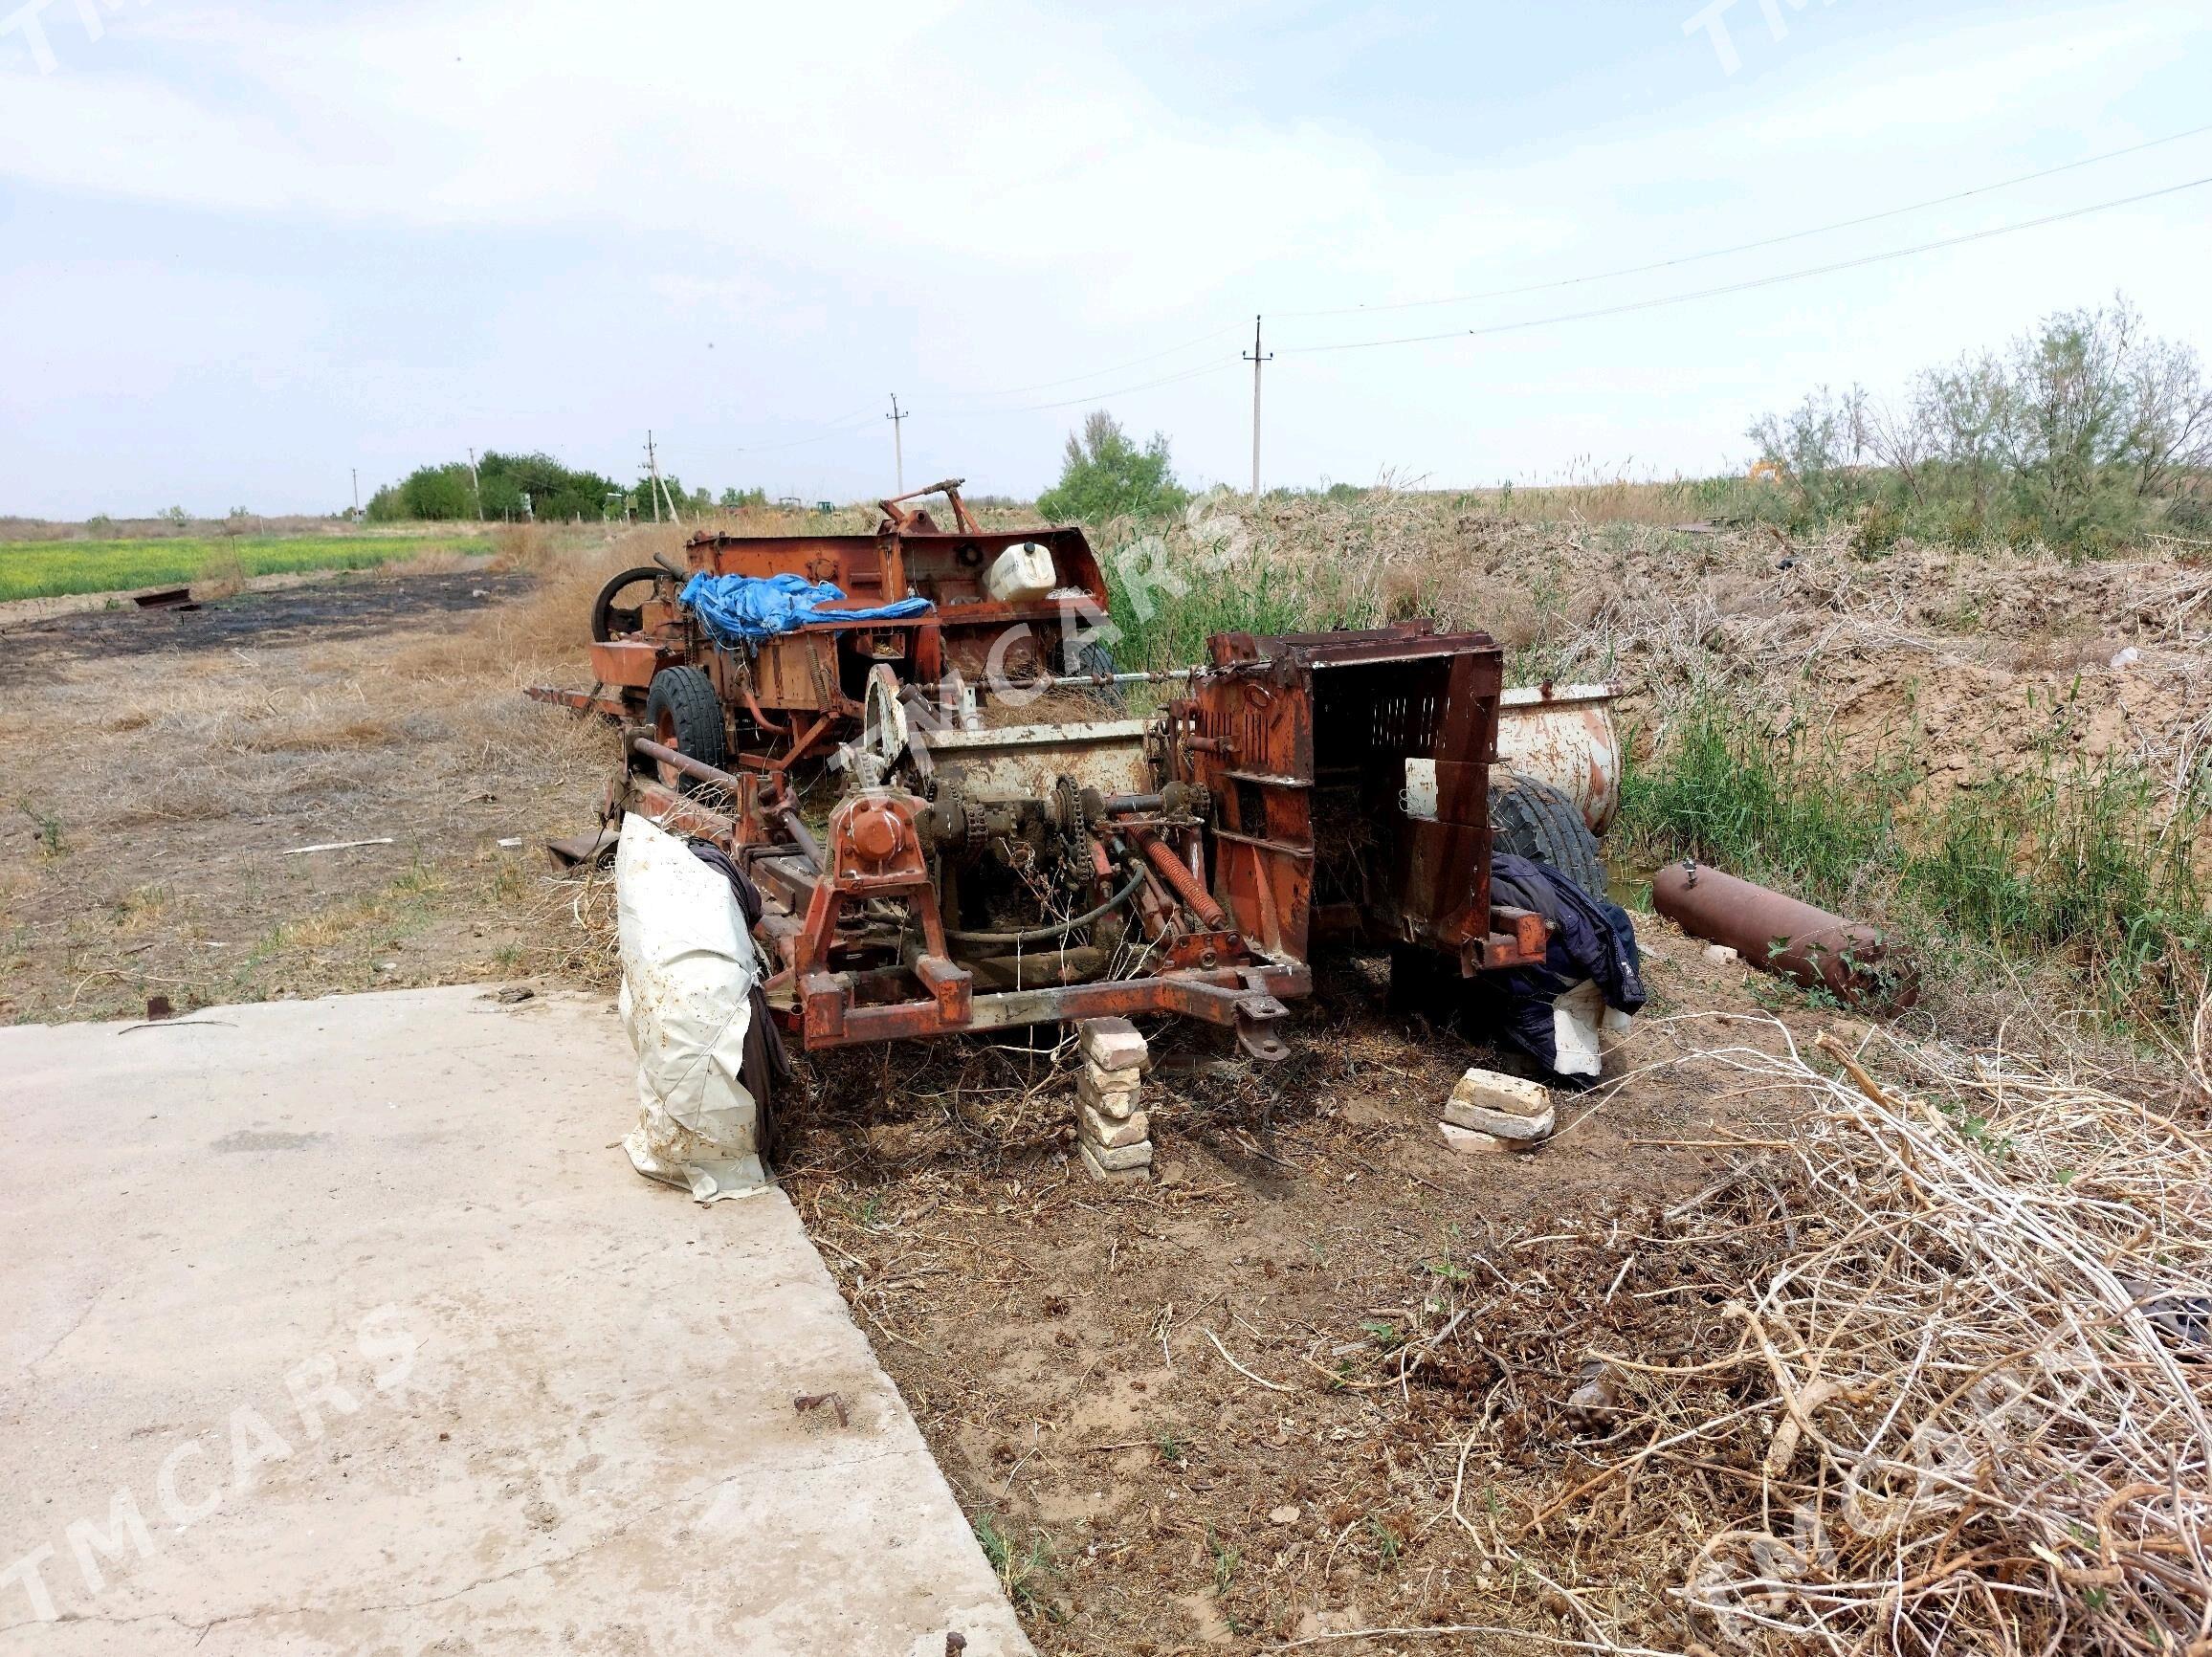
[679,571,933,648]
[1474,853,1646,1078]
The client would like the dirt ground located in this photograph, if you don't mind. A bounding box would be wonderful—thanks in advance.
[0,559,615,1025]
[5,519,2197,1654]
[781,945,1847,1654]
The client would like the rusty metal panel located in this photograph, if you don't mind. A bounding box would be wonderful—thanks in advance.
[1496,683,1621,834]
[1177,655,1315,961]
[750,632,837,711]
[588,639,666,688]
[922,719,1153,799]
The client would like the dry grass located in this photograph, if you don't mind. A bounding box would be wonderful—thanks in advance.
[193,545,251,599]
[0,534,689,1021]
[1474,472,1728,528]
[1516,1019,2212,1656]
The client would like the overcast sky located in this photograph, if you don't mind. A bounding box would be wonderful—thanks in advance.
[3,0,2208,519]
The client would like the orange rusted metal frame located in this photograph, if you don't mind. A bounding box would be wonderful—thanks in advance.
[1178,625,1548,975]
[629,775,1310,1049]
[610,619,1554,1057]
[524,684,630,719]
[878,478,984,536]
[800,962,1310,1049]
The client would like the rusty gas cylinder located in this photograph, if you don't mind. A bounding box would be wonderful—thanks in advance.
[1651,859,1918,1012]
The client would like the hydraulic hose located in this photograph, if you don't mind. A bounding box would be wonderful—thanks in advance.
[943,865,1149,949]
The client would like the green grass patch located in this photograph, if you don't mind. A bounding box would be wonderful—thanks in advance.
[1620,690,2212,1037]
[972,1512,1054,1613]
[0,534,476,602]
[1097,526,1392,672]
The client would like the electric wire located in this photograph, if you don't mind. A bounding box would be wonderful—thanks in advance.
[1275,119,2212,320]
[938,357,1241,418]
[936,323,1245,405]
[713,131,2212,455]
[1280,174,2212,355]
[731,404,883,454]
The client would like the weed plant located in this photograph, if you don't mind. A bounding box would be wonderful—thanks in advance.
[1621,689,2212,1039]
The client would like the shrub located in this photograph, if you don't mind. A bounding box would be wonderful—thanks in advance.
[1749,297,2212,553]
[1037,411,1190,523]
[477,452,622,522]
[365,453,630,522]
[365,463,476,522]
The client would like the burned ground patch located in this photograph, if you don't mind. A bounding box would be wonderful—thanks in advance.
[0,570,533,686]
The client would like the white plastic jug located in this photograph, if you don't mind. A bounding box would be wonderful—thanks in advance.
[983,541,1058,604]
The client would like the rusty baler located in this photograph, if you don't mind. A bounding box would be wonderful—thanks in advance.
[529,483,1622,1110]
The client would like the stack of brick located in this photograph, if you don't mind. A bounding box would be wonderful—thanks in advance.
[1439,1066,1554,1155]
[1075,1017,1153,1183]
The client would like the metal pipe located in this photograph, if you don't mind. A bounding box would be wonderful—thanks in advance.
[1099,791,1165,815]
[779,808,823,872]
[630,734,743,794]
[1137,830,1227,930]
[1040,669,1195,690]
[1652,860,1919,1011]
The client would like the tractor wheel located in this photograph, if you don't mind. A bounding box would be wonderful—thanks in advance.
[1489,770,1607,897]
[646,666,727,788]
[590,565,669,643]
[1072,640,1126,708]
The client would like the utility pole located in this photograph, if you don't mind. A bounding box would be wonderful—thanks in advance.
[1242,316,1272,500]
[350,468,359,517]
[467,447,484,520]
[886,394,908,494]
[645,431,681,524]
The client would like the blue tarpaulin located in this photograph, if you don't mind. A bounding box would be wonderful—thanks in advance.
[678,572,934,648]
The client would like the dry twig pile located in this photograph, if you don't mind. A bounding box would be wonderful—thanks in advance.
[1593,1026,2211,1655]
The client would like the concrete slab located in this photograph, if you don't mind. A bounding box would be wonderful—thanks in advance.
[0,986,1030,1656]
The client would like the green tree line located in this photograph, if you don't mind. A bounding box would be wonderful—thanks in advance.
[365,452,768,522]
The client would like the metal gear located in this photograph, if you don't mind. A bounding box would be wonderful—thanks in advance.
[1051,775,1088,841]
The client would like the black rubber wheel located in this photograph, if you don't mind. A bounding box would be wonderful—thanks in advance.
[590,565,669,643]
[1489,770,1607,897]
[1070,639,1126,708]
[645,666,727,786]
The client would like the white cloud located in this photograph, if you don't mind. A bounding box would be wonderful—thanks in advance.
[2,0,2208,514]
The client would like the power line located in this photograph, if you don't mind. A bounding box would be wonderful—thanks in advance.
[689,136,2212,464]
[1281,174,2212,356]
[935,357,1242,418]
[935,322,1244,405]
[730,404,881,454]
[1275,120,2212,321]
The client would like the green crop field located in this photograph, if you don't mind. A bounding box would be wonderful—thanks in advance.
[0,533,479,603]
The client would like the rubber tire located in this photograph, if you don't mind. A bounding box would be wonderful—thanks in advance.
[646,666,727,781]
[1489,770,1607,897]
[590,565,667,643]
[1072,640,1125,708]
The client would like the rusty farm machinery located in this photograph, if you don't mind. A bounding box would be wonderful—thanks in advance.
[526,481,1625,1112]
